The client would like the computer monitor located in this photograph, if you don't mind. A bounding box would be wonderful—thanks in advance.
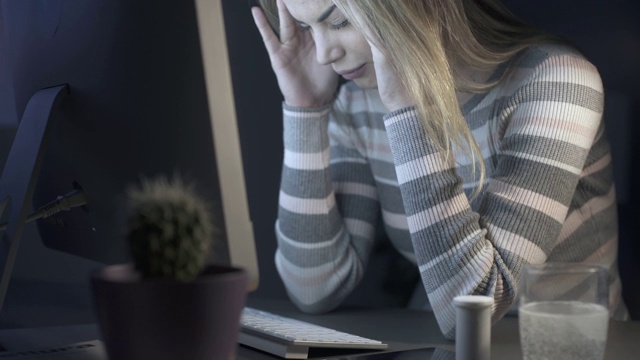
[0,0,259,316]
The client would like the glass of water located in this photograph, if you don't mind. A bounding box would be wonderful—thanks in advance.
[519,262,609,360]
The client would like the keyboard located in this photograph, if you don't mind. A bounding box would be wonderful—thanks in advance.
[0,340,107,359]
[239,307,388,359]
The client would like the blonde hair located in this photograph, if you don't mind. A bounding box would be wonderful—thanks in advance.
[260,0,555,197]
[257,0,280,32]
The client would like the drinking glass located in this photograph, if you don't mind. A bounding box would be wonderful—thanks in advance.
[519,262,609,360]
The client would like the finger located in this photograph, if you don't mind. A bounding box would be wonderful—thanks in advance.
[251,6,281,54]
[276,0,298,40]
[365,36,389,66]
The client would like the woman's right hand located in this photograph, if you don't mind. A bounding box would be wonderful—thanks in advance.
[251,0,339,108]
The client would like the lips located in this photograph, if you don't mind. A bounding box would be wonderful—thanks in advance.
[337,64,367,81]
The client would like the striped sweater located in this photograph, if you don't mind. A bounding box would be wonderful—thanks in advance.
[275,44,628,339]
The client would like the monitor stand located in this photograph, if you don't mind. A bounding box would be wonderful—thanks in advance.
[0,85,69,341]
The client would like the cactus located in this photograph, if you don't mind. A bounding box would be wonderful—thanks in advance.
[125,175,215,281]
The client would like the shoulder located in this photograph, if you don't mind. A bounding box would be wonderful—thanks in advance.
[499,43,604,114]
[510,43,603,92]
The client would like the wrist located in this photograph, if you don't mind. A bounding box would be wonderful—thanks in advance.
[283,101,332,112]
[379,90,413,113]
[284,96,335,109]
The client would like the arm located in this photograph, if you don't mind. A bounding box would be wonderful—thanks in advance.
[275,93,380,313]
[384,50,606,339]
[253,1,378,311]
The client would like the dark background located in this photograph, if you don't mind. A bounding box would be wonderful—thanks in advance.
[0,0,638,329]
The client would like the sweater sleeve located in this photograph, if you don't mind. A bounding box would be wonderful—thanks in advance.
[275,91,380,313]
[383,51,605,339]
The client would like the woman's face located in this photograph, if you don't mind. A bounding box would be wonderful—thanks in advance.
[282,0,377,88]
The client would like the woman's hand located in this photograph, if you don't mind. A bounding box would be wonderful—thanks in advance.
[251,0,339,108]
[344,5,413,112]
[366,39,413,112]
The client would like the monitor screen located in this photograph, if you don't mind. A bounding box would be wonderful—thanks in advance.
[0,0,259,318]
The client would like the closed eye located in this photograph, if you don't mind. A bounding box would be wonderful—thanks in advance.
[329,19,350,30]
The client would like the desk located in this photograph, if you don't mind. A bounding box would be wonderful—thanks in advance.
[0,298,638,359]
[241,298,640,359]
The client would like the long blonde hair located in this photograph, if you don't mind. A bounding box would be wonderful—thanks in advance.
[257,0,280,32]
[260,0,555,197]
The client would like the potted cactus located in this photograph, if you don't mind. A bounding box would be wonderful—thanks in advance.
[90,176,248,360]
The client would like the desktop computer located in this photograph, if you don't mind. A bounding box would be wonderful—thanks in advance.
[0,0,258,317]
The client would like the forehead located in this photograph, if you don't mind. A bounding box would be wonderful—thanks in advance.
[282,0,336,21]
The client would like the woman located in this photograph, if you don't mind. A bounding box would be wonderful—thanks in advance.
[251,0,628,338]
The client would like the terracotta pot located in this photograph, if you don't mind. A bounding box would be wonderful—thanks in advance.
[91,264,248,360]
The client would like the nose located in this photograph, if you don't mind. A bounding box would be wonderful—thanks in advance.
[314,33,344,66]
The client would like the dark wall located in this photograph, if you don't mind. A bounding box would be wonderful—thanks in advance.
[1,1,291,329]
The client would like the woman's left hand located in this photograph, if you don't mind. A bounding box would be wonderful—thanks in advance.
[341,5,413,111]
[366,37,414,112]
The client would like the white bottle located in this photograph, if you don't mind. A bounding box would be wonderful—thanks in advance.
[453,295,494,360]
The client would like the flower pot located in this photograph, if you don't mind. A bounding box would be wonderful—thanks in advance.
[90,264,248,360]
